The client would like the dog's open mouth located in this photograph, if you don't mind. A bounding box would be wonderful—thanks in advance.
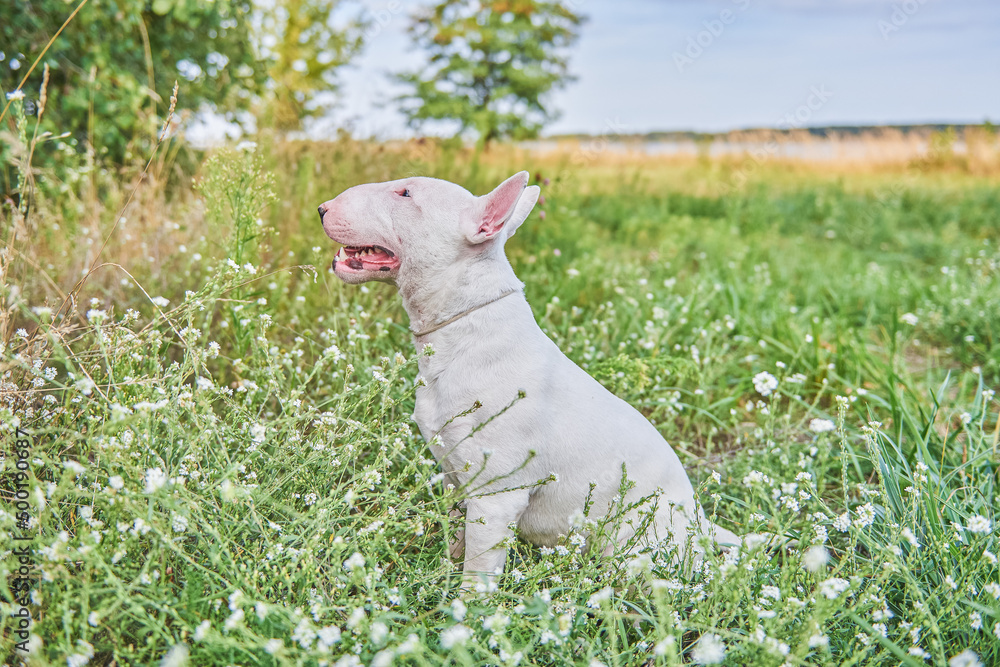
[332,245,401,273]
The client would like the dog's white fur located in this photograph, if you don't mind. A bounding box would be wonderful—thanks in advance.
[320,171,742,586]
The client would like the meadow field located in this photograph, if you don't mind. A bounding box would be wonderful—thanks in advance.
[3,131,1000,666]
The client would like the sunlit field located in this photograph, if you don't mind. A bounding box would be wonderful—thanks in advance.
[3,126,1000,666]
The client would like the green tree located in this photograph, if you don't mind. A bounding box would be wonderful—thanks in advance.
[0,0,365,170]
[397,0,583,148]
[1,0,268,165]
[253,0,365,131]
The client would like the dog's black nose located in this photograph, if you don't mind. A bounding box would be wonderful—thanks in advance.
[317,204,327,223]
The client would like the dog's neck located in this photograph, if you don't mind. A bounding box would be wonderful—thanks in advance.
[396,249,524,336]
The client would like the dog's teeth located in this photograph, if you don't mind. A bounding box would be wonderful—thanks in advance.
[337,247,347,260]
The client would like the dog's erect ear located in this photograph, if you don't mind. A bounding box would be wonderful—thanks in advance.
[467,171,539,245]
[504,183,540,240]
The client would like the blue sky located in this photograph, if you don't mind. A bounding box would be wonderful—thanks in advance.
[322,0,1000,137]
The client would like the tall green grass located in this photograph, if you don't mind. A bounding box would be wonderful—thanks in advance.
[2,128,999,666]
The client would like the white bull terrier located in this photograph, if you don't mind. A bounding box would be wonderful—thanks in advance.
[319,171,743,587]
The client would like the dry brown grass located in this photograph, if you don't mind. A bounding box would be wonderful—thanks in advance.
[517,126,1000,188]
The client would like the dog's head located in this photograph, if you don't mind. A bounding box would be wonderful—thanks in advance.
[319,172,540,285]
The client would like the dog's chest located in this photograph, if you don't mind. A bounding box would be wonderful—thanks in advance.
[412,352,489,442]
[412,377,487,480]
[411,338,536,466]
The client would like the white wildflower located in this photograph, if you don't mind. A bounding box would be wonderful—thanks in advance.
[64,460,86,474]
[691,633,726,664]
[291,618,316,649]
[343,552,365,571]
[144,468,167,494]
[948,650,982,667]
[224,609,244,631]
[159,644,189,667]
[317,626,342,649]
[193,620,211,641]
[984,582,1000,600]
[75,377,96,395]
[809,418,836,433]
[440,624,472,649]
[397,633,420,654]
[967,515,991,534]
[818,577,849,599]
[66,640,95,667]
[753,371,778,397]
[761,585,781,600]
[854,503,876,528]
[483,612,510,633]
[626,554,653,578]
[370,621,388,644]
[743,470,772,487]
[654,637,676,655]
[587,587,613,608]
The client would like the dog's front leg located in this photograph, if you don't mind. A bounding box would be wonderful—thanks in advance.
[459,491,529,592]
[448,507,466,560]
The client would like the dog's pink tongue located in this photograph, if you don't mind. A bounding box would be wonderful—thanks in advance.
[361,249,396,268]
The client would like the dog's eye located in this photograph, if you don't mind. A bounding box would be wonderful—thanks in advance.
[399,188,411,198]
